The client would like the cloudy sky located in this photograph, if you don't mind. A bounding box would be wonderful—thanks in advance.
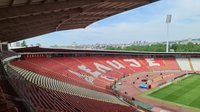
[22,0,200,47]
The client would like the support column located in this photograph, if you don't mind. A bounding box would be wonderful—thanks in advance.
[0,42,8,51]
[0,40,2,52]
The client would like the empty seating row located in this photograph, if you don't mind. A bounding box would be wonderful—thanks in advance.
[8,64,127,106]
[8,68,135,112]
[176,58,192,71]
[11,56,181,91]
[190,58,200,71]
[11,59,109,94]
[0,51,16,60]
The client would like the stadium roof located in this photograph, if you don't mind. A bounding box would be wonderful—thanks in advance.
[0,0,157,43]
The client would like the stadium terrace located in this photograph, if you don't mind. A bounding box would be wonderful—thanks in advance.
[65,58,160,83]
[1,0,200,112]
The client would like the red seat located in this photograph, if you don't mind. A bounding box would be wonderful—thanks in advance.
[11,56,181,93]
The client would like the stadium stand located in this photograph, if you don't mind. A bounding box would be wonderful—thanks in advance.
[0,51,17,60]
[3,47,200,112]
[190,58,200,71]
[11,57,109,93]
[176,58,192,71]
[0,60,33,112]
[10,55,181,90]
[7,64,126,106]
[7,64,135,112]
[163,57,181,70]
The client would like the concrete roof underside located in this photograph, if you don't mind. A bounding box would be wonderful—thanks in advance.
[0,0,157,42]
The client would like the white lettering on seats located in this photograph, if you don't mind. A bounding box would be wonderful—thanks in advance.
[68,69,94,83]
[123,59,141,67]
[100,75,114,81]
[145,58,160,66]
[78,65,101,78]
[106,60,125,69]
[94,62,113,73]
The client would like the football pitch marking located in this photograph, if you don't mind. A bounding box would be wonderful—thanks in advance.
[148,74,200,110]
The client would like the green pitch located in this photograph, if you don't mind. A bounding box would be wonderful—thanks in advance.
[149,75,200,109]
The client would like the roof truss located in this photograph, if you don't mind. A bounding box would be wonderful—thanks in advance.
[0,0,157,42]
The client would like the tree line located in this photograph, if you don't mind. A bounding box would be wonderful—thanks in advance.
[106,42,200,52]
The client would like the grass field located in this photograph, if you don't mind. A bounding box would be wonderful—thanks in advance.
[149,75,200,109]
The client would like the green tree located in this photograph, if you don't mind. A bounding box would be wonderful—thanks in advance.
[36,43,41,47]
[21,40,27,47]
[106,43,200,52]
[171,44,178,52]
